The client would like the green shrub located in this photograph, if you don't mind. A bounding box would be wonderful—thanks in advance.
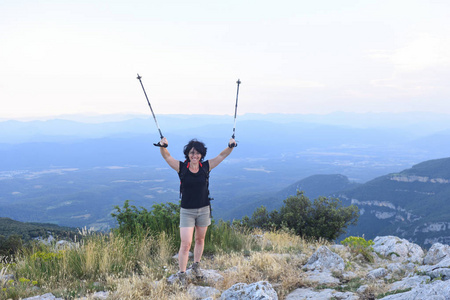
[244,191,359,241]
[341,236,374,262]
[112,200,255,255]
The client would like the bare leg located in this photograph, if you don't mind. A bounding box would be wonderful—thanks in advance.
[193,226,208,263]
[179,227,194,272]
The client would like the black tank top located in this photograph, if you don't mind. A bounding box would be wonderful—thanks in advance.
[178,160,210,209]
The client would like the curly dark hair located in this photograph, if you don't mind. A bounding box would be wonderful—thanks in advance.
[183,139,207,162]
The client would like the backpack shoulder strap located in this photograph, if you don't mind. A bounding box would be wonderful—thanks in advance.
[178,161,189,180]
[178,161,189,199]
[199,161,210,178]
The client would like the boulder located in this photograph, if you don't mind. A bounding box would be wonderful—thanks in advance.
[91,291,109,299]
[367,268,388,280]
[373,236,424,264]
[303,270,340,285]
[0,273,14,285]
[220,281,278,300]
[286,288,358,300]
[388,275,429,291]
[424,243,450,265]
[386,263,404,275]
[304,246,345,273]
[189,268,224,285]
[188,285,221,299]
[379,279,450,299]
[23,293,63,300]
[417,257,450,281]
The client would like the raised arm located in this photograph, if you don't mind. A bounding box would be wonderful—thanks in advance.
[209,138,236,171]
[159,137,179,172]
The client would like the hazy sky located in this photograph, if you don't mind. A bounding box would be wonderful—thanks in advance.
[2,0,450,119]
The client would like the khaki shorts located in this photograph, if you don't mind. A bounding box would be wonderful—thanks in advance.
[180,206,211,228]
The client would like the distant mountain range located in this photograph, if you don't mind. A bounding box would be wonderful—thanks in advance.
[1,113,450,246]
[217,174,360,220]
[220,157,450,247]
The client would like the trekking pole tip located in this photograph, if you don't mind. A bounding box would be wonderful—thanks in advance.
[236,79,241,85]
[137,73,142,80]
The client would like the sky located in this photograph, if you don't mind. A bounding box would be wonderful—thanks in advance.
[1,0,450,120]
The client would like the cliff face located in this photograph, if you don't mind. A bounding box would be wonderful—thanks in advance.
[338,157,450,247]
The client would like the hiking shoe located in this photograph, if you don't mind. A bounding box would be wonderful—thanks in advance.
[189,262,204,279]
[176,271,187,286]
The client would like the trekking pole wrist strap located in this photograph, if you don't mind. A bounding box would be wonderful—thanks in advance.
[154,142,168,148]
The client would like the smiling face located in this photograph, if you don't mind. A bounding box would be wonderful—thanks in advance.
[188,147,202,164]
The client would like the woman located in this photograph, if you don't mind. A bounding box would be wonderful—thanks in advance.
[159,136,236,284]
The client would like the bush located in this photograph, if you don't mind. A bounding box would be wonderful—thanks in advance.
[112,200,180,237]
[0,235,23,261]
[341,236,374,262]
[245,191,359,241]
[111,200,253,255]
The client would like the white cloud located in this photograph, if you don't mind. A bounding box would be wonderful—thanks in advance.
[264,79,325,89]
[369,34,450,72]
[368,34,450,95]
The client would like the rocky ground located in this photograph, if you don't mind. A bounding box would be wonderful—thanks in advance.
[3,235,450,299]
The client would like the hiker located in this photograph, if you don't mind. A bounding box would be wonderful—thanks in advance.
[159,136,236,283]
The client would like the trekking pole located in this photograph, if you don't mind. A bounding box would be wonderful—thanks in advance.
[136,74,167,147]
[231,79,241,147]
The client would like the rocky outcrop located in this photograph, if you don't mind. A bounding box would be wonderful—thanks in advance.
[381,280,450,299]
[424,242,450,265]
[373,236,424,263]
[220,281,278,300]
[285,288,358,300]
[304,246,345,273]
[390,175,450,184]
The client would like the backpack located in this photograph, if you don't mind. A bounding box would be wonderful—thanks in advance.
[178,161,213,201]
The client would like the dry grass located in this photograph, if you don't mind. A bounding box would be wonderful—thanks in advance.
[109,274,192,300]
[4,228,403,300]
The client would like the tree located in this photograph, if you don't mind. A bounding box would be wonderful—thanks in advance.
[304,195,359,240]
[246,191,359,241]
[278,192,311,236]
[249,206,271,229]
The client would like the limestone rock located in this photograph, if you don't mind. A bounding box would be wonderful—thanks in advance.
[303,270,340,285]
[380,279,450,299]
[373,236,424,263]
[220,281,278,300]
[91,291,109,299]
[23,293,63,300]
[424,243,450,265]
[188,285,221,299]
[304,245,345,273]
[417,257,450,280]
[0,273,14,281]
[286,288,358,300]
[389,275,430,291]
[356,285,369,294]
[367,268,388,280]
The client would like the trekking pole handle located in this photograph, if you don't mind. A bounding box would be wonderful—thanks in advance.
[153,141,168,148]
[154,137,168,148]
